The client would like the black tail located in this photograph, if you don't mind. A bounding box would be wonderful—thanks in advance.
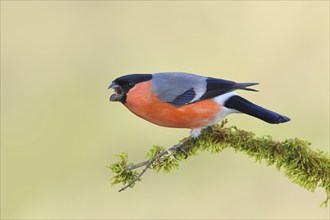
[224,95,290,124]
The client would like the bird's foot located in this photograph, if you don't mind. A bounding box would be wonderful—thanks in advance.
[173,144,188,159]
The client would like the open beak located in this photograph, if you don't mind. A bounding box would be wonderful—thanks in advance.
[108,82,124,102]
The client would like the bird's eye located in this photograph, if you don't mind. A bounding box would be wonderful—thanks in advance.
[128,83,134,88]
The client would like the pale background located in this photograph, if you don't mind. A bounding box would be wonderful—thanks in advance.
[1,1,329,219]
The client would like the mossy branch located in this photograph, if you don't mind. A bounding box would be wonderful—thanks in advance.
[107,120,330,207]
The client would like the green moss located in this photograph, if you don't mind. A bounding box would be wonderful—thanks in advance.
[106,153,140,188]
[145,145,180,173]
[107,121,330,206]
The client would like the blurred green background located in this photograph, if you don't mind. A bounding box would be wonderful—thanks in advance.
[1,1,329,219]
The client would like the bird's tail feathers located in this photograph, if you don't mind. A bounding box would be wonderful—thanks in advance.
[224,95,290,124]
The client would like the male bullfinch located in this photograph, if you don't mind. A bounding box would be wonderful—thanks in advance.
[109,72,290,138]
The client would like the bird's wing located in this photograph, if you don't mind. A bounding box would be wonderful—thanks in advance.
[198,77,258,101]
[152,72,258,107]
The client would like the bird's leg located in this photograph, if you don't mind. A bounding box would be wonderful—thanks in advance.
[190,128,202,138]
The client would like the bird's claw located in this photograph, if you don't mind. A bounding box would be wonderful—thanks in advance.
[174,145,188,159]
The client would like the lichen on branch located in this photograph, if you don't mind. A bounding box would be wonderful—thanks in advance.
[107,120,330,207]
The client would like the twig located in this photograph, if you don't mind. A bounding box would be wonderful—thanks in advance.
[118,149,168,192]
[126,160,149,171]
[119,138,191,192]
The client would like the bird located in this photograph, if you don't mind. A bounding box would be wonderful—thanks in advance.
[109,72,290,138]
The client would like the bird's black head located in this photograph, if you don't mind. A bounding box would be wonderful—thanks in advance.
[109,74,152,103]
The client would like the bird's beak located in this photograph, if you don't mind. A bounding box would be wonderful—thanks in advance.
[108,82,124,102]
[108,82,117,90]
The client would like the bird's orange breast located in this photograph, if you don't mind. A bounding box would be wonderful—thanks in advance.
[124,81,221,129]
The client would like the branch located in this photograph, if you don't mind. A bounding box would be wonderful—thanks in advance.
[118,147,169,192]
[107,120,330,207]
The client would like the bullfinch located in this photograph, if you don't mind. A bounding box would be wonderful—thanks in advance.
[109,72,290,138]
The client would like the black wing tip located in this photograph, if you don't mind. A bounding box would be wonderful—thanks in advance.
[242,87,259,92]
[237,82,259,92]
